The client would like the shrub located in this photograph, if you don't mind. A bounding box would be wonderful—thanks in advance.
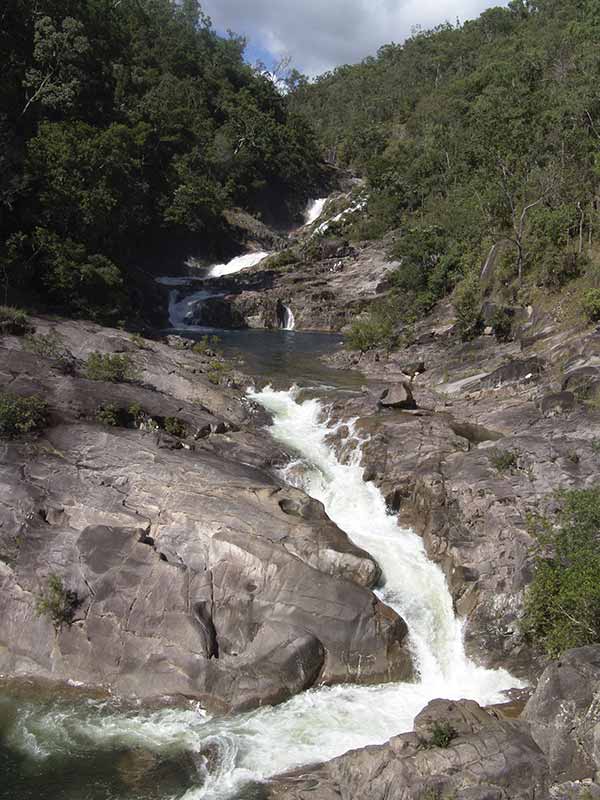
[128,402,144,425]
[192,335,220,355]
[582,288,600,323]
[130,332,149,349]
[164,417,187,437]
[0,393,48,436]
[0,306,32,336]
[24,331,76,374]
[522,488,600,656]
[84,352,137,383]
[35,574,78,630]
[490,308,513,342]
[96,403,120,427]
[267,249,299,269]
[346,315,394,352]
[490,449,519,473]
[423,721,457,749]
[453,275,483,341]
[207,359,227,385]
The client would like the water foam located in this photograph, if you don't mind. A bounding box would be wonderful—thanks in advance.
[209,252,269,278]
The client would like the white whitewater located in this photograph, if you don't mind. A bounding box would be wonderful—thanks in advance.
[209,251,269,277]
[304,198,327,225]
[11,387,521,800]
[281,304,295,330]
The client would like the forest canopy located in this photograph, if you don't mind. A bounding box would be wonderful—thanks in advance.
[289,0,600,338]
[1,0,322,321]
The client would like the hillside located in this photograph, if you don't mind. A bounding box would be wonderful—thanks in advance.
[289,0,600,346]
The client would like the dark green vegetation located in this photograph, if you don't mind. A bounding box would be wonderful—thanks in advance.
[522,488,600,656]
[35,575,78,630]
[0,307,32,336]
[1,1,322,323]
[422,721,458,749]
[290,1,600,346]
[0,392,48,436]
[24,330,76,373]
[490,448,520,473]
[84,352,137,383]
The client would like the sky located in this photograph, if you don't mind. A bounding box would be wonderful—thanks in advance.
[202,0,507,76]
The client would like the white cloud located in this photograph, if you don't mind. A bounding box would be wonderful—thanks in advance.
[202,0,507,75]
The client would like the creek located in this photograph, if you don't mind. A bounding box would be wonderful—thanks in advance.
[0,243,522,800]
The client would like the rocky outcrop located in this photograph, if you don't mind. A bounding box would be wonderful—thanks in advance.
[0,316,413,710]
[265,646,600,800]
[524,646,600,783]
[265,698,549,800]
[323,301,600,677]
[206,236,400,332]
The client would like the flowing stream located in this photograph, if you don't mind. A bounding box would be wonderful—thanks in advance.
[2,386,521,800]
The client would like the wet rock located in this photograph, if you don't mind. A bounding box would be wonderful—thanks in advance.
[0,317,413,710]
[266,699,548,800]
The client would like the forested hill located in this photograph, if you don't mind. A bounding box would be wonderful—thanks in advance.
[1,0,322,322]
[289,0,600,344]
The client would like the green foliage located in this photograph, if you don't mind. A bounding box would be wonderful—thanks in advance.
[207,359,227,385]
[346,315,394,352]
[24,330,75,373]
[130,333,149,350]
[490,308,514,342]
[1,2,322,319]
[163,417,187,438]
[0,307,31,336]
[267,249,300,269]
[84,352,137,383]
[582,289,600,322]
[522,488,600,656]
[96,403,120,427]
[290,2,600,313]
[0,393,48,437]
[35,574,78,630]
[192,335,220,354]
[453,275,483,341]
[423,721,457,749]
[128,402,144,425]
[490,449,519,473]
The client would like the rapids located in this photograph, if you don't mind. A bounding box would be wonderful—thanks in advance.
[2,386,522,800]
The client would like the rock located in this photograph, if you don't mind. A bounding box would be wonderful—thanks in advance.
[480,357,545,388]
[379,382,417,410]
[187,296,247,328]
[319,296,600,678]
[203,238,400,332]
[402,360,426,378]
[0,317,413,710]
[265,699,548,800]
[539,391,576,415]
[524,645,600,782]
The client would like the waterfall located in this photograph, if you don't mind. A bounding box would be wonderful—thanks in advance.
[9,388,522,800]
[281,304,295,331]
[304,198,327,226]
[167,287,217,329]
[209,251,269,278]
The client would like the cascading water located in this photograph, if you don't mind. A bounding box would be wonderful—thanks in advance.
[304,198,327,226]
[167,287,219,329]
[5,387,521,800]
[281,304,295,331]
[209,251,269,277]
